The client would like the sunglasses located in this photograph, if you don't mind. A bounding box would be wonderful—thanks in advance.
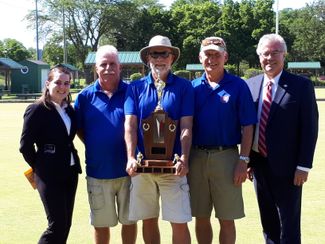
[201,38,225,48]
[149,51,173,59]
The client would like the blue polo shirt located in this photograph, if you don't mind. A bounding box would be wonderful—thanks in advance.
[124,72,194,157]
[192,71,257,146]
[74,79,128,179]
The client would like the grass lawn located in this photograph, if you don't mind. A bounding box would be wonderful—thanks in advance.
[0,89,324,243]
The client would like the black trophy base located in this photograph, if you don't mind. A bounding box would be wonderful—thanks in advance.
[136,166,176,174]
[136,159,176,174]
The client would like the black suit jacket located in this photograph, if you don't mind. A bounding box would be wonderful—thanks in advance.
[246,70,318,177]
[20,102,82,182]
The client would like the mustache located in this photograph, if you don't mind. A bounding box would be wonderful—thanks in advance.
[103,70,116,75]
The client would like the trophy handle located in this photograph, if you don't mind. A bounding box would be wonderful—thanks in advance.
[136,152,144,166]
[172,154,180,165]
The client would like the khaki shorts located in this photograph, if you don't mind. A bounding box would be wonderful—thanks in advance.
[188,147,245,220]
[129,174,192,223]
[86,176,136,227]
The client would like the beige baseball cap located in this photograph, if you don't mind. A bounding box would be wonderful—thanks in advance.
[200,36,227,52]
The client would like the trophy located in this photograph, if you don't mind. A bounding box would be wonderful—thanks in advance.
[136,71,180,173]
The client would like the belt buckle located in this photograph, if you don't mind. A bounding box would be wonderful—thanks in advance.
[44,144,56,154]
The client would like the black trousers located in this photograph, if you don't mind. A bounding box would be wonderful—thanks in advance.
[35,169,78,244]
[251,151,302,244]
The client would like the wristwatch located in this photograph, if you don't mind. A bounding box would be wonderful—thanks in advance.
[239,155,250,164]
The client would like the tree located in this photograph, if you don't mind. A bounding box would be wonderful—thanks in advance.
[42,34,80,67]
[169,0,274,72]
[215,0,273,72]
[237,0,262,67]
[27,47,37,60]
[217,0,243,71]
[0,40,4,57]
[277,8,300,61]
[42,35,64,66]
[285,0,325,65]
[28,0,161,82]
[0,39,31,61]
[130,6,172,52]
[23,0,324,77]
[170,1,222,68]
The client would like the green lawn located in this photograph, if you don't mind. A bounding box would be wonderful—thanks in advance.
[0,89,324,243]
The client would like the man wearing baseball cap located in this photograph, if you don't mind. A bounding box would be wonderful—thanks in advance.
[189,37,257,243]
[124,35,194,243]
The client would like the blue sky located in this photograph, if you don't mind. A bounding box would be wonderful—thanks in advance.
[0,0,313,49]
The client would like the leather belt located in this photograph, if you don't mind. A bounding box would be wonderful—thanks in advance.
[193,145,237,151]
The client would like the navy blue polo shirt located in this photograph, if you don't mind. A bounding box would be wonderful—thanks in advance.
[124,72,194,158]
[192,71,257,146]
[74,79,129,179]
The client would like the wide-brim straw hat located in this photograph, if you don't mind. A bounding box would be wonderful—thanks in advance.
[140,35,180,65]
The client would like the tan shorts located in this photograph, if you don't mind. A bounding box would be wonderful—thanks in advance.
[188,147,245,220]
[129,174,192,223]
[86,176,136,227]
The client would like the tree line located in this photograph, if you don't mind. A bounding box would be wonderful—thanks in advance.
[1,0,324,82]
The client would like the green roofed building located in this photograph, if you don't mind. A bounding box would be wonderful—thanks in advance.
[85,51,145,81]
[287,62,321,69]
[11,60,50,93]
[186,64,204,71]
[287,62,321,77]
[186,64,204,80]
[0,57,25,91]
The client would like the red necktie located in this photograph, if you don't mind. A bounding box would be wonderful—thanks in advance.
[258,81,273,157]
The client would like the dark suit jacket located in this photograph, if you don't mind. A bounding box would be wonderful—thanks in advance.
[246,70,318,177]
[20,102,82,182]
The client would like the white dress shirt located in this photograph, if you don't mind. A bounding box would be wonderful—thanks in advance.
[52,101,75,166]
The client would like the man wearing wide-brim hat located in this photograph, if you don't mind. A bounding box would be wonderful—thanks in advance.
[139,35,180,66]
[124,35,194,244]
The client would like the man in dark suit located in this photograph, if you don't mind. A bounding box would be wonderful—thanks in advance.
[246,33,318,244]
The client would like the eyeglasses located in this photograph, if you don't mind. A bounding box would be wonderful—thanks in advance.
[259,50,284,58]
[201,38,226,48]
[149,51,173,59]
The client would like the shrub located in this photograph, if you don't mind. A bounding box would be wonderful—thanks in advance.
[130,72,143,81]
[225,64,237,75]
[318,75,325,81]
[312,80,324,86]
[301,76,325,87]
[195,71,202,78]
[174,70,191,80]
[244,68,263,79]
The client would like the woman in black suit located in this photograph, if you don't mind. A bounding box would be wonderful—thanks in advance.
[20,65,82,244]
